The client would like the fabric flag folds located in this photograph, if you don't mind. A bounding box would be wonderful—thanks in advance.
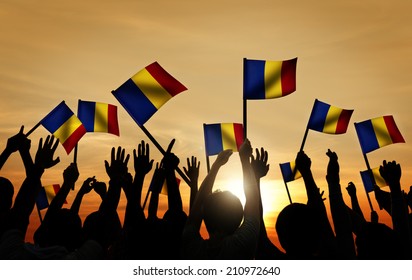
[243,57,297,100]
[279,161,302,183]
[36,184,67,210]
[203,123,244,156]
[307,99,354,134]
[112,61,187,126]
[40,101,86,154]
[360,167,388,193]
[78,100,120,136]
[354,115,405,154]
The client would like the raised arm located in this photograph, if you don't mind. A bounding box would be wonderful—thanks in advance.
[70,176,96,215]
[326,149,356,259]
[183,156,200,213]
[186,149,232,231]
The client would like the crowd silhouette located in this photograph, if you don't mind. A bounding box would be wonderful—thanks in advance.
[1,127,412,260]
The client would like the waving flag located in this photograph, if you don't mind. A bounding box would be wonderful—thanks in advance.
[279,161,302,183]
[78,100,120,136]
[36,184,67,210]
[360,167,388,193]
[40,101,86,154]
[354,115,405,154]
[112,61,187,126]
[243,57,297,99]
[307,99,354,134]
[203,123,244,156]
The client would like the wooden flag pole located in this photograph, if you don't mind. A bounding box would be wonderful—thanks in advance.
[25,122,41,137]
[362,152,375,212]
[243,58,247,140]
[138,124,191,186]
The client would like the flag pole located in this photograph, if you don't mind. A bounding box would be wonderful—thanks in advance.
[25,122,41,137]
[142,189,150,210]
[203,124,211,173]
[73,144,78,164]
[283,180,293,204]
[243,58,247,140]
[138,124,191,186]
[361,152,375,212]
[36,204,43,223]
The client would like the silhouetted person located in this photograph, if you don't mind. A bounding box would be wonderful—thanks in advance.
[181,139,260,259]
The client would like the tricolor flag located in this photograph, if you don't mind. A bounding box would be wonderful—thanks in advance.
[112,61,187,126]
[354,115,405,154]
[40,101,86,154]
[360,167,388,193]
[279,161,302,183]
[307,99,354,134]
[203,123,244,156]
[243,57,297,100]
[36,184,67,210]
[77,100,120,136]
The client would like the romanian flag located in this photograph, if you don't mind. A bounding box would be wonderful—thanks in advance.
[77,100,120,136]
[112,62,187,126]
[360,167,388,193]
[40,101,86,154]
[36,184,67,210]
[243,57,297,100]
[203,123,244,156]
[354,115,405,154]
[307,99,354,134]
[279,161,302,183]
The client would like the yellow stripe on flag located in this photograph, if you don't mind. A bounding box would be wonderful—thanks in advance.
[323,106,342,134]
[371,117,393,148]
[371,167,387,188]
[53,115,83,144]
[44,185,56,204]
[131,68,172,109]
[94,102,108,133]
[221,123,237,151]
[264,61,283,98]
[290,161,302,180]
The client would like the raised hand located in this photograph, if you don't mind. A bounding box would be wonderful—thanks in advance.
[346,182,356,197]
[326,149,339,185]
[34,135,60,170]
[63,163,79,186]
[379,160,402,189]
[6,126,30,154]
[295,150,311,176]
[183,156,200,188]
[105,146,130,181]
[251,147,269,180]
[80,176,97,195]
[133,140,154,177]
[239,138,252,161]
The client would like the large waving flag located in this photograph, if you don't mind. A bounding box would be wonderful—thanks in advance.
[77,100,120,136]
[244,57,297,100]
[203,123,244,156]
[360,167,388,193]
[40,101,86,154]
[112,62,187,126]
[36,184,67,210]
[279,161,302,183]
[354,115,405,154]
[307,99,354,134]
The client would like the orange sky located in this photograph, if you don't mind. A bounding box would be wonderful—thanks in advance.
[1,0,412,251]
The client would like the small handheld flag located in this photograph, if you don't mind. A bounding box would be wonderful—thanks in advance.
[203,123,244,156]
[243,57,297,99]
[307,99,354,134]
[354,115,405,154]
[77,100,120,136]
[112,61,187,126]
[279,161,302,183]
[360,167,387,193]
[36,184,67,210]
[40,101,86,154]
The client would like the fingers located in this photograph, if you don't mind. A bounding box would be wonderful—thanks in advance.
[166,139,175,153]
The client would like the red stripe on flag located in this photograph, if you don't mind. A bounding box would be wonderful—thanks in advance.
[62,125,87,154]
[107,104,120,136]
[146,62,187,97]
[281,58,297,96]
[52,184,60,195]
[233,123,244,151]
[384,116,405,144]
[335,109,353,134]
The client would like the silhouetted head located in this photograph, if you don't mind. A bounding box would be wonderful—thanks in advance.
[356,222,405,259]
[34,208,82,252]
[275,203,322,258]
[83,210,122,249]
[0,177,14,212]
[202,190,243,236]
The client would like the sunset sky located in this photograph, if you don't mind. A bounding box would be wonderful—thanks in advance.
[1,0,412,250]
